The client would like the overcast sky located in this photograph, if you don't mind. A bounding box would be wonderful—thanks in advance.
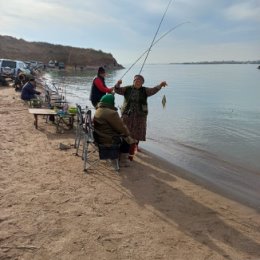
[1,0,260,64]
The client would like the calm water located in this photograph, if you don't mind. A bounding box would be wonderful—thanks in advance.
[43,64,260,208]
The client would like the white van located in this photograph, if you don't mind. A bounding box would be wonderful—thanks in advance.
[48,60,55,68]
[0,59,31,79]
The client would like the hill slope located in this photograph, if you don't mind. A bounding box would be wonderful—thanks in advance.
[0,35,123,68]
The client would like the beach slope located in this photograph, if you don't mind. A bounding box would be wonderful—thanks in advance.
[0,86,259,260]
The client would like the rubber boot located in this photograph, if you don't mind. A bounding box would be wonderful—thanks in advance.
[128,143,136,161]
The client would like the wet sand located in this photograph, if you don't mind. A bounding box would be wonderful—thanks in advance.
[142,142,260,211]
[0,86,260,260]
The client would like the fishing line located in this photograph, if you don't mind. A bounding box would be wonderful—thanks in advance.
[139,0,173,74]
[120,21,190,80]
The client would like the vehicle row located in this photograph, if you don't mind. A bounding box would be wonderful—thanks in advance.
[48,60,65,69]
[0,58,66,85]
[0,59,32,85]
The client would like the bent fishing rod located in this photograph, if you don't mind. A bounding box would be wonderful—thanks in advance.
[120,21,190,80]
[139,0,173,74]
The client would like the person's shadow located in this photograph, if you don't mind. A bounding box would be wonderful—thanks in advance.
[119,154,260,259]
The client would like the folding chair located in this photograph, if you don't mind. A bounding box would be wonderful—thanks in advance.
[81,108,120,173]
[55,111,75,133]
[74,104,86,155]
[74,105,96,160]
[94,136,121,172]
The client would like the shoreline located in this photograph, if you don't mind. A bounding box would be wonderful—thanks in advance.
[141,141,260,211]
[0,85,260,259]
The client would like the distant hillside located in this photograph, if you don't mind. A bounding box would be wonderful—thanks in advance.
[0,35,123,69]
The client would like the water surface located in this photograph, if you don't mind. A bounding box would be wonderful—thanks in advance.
[43,64,260,209]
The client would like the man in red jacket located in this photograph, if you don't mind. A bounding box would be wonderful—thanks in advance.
[89,67,113,108]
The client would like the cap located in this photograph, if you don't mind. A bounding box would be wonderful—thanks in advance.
[100,94,115,106]
[98,67,106,75]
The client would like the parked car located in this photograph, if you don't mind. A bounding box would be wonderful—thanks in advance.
[36,61,44,69]
[0,59,31,85]
[58,62,65,69]
[48,60,55,68]
[29,61,44,69]
[29,60,38,69]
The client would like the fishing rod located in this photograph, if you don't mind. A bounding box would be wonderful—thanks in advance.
[120,21,190,80]
[139,0,173,74]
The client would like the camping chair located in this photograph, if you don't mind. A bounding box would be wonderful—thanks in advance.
[81,108,120,173]
[55,110,75,133]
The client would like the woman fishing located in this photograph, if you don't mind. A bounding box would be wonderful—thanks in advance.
[113,0,179,156]
[114,75,167,152]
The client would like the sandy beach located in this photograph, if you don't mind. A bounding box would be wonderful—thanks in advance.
[0,85,260,260]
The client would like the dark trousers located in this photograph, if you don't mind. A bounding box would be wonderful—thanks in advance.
[120,139,130,153]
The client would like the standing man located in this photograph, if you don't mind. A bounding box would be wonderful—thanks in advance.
[89,67,113,108]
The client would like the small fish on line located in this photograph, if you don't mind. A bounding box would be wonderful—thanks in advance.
[162,94,167,108]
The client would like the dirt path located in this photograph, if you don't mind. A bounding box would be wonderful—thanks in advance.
[0,86,260,260]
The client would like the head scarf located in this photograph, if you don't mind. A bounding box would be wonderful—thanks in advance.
[134,74,145,84]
